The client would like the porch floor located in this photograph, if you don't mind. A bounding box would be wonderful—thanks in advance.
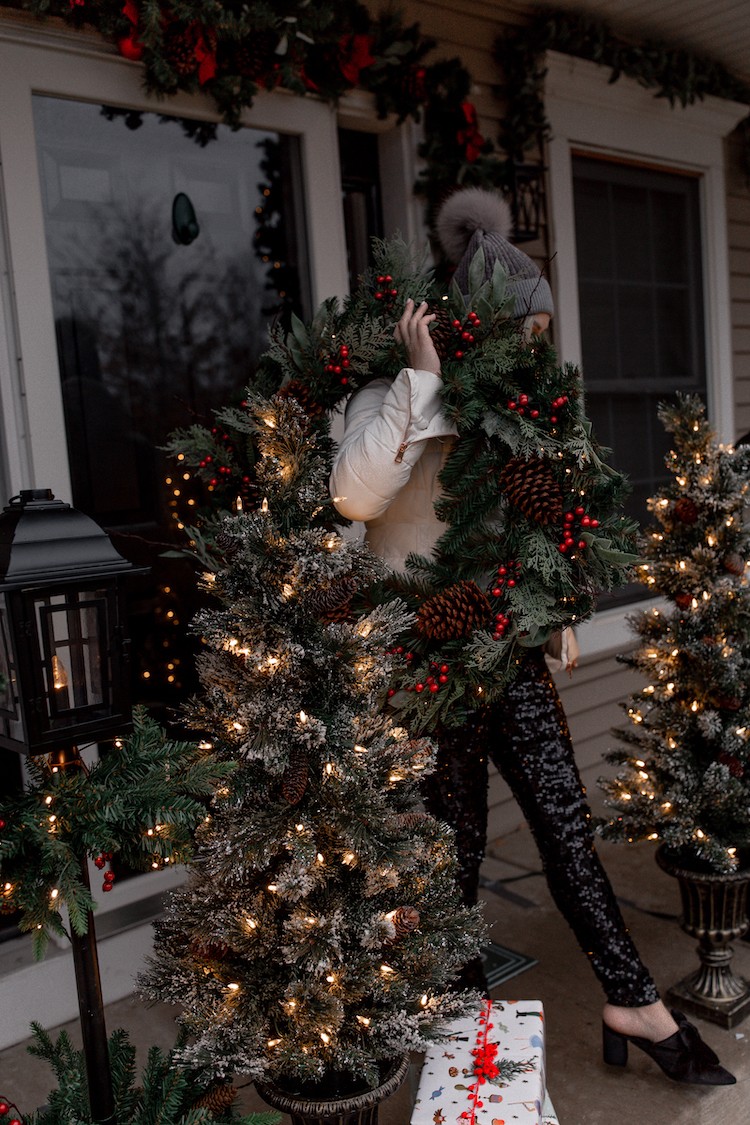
[2,828,749,1125]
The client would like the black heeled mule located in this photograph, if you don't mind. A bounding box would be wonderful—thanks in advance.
[602,1008,736,1085]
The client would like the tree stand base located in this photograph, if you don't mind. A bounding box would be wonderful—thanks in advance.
[666,974,750,1029]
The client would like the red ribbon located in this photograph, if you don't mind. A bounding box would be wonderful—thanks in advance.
[459,998,496,1124]
[193,24,217,85]
[338,33,376,86]
[457,100,485,163]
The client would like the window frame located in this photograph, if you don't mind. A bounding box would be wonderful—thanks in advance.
[0,19,350,505]
[544,50,749,657]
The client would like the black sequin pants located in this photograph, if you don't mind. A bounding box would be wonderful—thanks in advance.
[421,647,659,1007]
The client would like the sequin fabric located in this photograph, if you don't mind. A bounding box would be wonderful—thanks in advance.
[421,648,659,1006]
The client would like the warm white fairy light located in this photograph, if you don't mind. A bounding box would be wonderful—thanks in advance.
[380,964,394,976]
[316,853,325,865]
[261,497,269,513]
[354,744,367,754]
[44,795,53,806]
[696,829,705,839]
[299,710,308,724]
[420,994,429,1007]
[267,882,279,892]
[50,888,59,900]
[245,916,258,930]
[268,1038,281,1048]
[320,1032,331,1044]
[356,1015,371,1027]
[227,982,240,993]
[325,973,336,983]
[281,583,295,599]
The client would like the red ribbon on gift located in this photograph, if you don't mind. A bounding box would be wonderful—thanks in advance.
[457,100,485,163]
[459,997,497,1124]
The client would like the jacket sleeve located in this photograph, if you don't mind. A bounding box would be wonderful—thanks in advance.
[330,369,457,522]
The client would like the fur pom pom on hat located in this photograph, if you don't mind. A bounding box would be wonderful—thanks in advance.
[435,187,553,318]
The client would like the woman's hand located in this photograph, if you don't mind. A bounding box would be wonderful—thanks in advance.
[394,298,441,377]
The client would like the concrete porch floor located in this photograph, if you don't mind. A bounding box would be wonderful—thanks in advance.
[1,826,749,1125]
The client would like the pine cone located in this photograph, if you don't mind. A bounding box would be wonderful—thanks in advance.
[164,27,198,77]
[192,1082,238,1114]
[281,750,309,804]
[191,937,232,962]
[309,577,359,622]
[429,304,458,362]
[277,379,325,419]
[498,457,562,525]
[719,751,745,778]
[393,811,429,829]
[415,580,492,641]
[234,31,277,81]
[215,529,240,557]
[673,497,699,524]
[391,905,420,940]
[723,552,745,576]
[713,694,743,712]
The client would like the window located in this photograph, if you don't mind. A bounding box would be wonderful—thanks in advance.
[338,128,384,292]
[572,156,706,528]
[544,50,747,647]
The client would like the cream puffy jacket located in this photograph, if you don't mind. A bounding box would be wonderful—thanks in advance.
[330,367,578,671]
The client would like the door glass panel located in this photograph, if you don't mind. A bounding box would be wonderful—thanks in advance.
[32,97,310,711]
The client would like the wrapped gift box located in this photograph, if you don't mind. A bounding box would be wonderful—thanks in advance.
[411,998,546,1125]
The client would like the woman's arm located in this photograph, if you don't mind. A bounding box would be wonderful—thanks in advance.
[330,369,456,522]
[330,299,456,522]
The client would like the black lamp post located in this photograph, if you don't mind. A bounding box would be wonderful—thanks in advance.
[0,488,143,1125]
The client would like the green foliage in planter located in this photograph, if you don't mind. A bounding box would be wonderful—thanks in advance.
[599,395,750,873]
[0,708,234,956]
[0,1023,280,1124]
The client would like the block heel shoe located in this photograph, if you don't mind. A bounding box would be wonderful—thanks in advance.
[602,1010,736,1085]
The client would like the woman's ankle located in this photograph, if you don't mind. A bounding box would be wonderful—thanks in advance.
[603,1000,679,1042]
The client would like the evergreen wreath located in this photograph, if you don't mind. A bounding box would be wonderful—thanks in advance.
[494,7,750,172]
[167,237,638,733]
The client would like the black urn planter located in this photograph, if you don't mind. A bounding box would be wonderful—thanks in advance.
[255,1055,410,1125]
[656,845,750,1028]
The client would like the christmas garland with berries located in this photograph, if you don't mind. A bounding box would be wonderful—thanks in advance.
[168,237,638,731]
[7,0,508,224]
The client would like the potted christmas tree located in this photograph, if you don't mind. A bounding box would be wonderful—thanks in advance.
[599,393,750,1026]
[141,391,484,1124]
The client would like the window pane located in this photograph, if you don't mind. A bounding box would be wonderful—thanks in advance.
[33,97,311,711]
[572,157,706,606]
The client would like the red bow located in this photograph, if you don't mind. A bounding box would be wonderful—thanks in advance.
[192,24,217,85]
[457,101,485,163]
[338,33,376,85]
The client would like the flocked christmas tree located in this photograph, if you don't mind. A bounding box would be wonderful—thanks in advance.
[140,390,484,1090]
[599,394,750,873]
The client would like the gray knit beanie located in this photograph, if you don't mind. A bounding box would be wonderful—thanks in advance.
[436,187,553,318]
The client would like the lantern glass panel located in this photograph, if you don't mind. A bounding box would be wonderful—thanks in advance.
[34,588,110,726]
[0,600,23,745]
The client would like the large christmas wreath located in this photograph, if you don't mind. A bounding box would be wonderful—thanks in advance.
[168,237,638,731]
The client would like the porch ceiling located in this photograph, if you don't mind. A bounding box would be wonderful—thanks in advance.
[504,1,750,86]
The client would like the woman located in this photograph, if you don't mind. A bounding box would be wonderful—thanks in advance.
[330,187,734,1086]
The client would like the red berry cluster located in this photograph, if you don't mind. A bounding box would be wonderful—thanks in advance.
[373,274,399,309]
[451,310,481,360]
[0,1099,22,1125]
[0,816,6,830]
[385,648,450,696]
[490,559,519,640]
[93,851,116,893]
[198,428,251,492]
[324,343,351,386]
[414,661,450,694]
[507,391,569,424]
[558,505,598,555]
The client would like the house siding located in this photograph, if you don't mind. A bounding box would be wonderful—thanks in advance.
[727,132,750,438]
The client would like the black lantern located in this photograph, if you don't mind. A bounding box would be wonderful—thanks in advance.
[0,489,140,756]
[508,161,545,244]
